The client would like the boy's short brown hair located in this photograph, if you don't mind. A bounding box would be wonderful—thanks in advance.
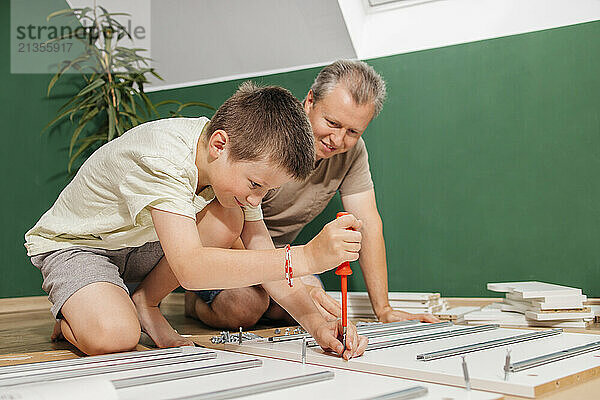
[206,81,315,180]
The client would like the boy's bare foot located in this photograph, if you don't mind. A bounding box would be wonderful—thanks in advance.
[50,320,65,342]
[131,293,194,348]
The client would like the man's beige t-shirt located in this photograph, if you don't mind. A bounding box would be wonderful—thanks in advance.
[262,137,373,247]
[25,117,262,256]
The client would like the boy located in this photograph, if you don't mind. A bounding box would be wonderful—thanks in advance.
[25,82,367,358]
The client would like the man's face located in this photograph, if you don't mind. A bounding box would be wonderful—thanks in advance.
[211,151,291,209]
[305,84,375,160]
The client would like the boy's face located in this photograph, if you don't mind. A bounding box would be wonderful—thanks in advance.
[210,148,291,209]
[304,83,374,161]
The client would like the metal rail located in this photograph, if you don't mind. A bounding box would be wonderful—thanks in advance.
[0,352,216,387]
[307,321,453,347]
[356,320,420,332]
[365,324,499,352]
[171,371,335,400]
[112,359,263,389]
[364,386,428,400]
[416,329,563,361]
[0,346,199,375]
[509,340,600,372]
[266,320,419,343]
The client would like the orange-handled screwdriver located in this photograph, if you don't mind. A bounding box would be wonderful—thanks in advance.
[335,211,354,353]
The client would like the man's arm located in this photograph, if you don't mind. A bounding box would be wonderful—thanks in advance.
[341,189,439,323]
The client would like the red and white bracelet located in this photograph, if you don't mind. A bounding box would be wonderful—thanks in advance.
[284,244,293,287]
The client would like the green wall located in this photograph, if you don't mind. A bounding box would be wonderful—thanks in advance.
[0,0,77,298]
[151,21,600,297]
[2,0,598,299]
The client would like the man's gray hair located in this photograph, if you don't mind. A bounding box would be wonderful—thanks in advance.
[309,59,387,117]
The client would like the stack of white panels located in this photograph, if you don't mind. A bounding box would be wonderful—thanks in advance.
[326,291,447,319]
[463,282,594,328]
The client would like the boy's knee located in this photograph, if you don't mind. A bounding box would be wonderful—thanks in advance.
[81,317,141,355]
[216,287,269,329]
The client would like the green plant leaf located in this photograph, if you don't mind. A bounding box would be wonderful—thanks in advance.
[68,135,101,172]
[155,100,182,108]
[45,5,210,173]
[69,107,99,155]
[177,101,215,112]
[42,102,85,132]
[47,8,77,21]
[47,54,90,96]
[150,70,164,81]
[140,92,159,118]
[76,78,105,98]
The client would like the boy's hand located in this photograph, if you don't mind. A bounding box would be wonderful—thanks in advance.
[309,286,342,321]
[312,319,368,360]
[304,214,362,274]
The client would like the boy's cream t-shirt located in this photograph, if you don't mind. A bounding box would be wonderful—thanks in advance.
[25,117,262,256]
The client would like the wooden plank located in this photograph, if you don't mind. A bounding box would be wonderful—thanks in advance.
[488,282,582,299]
[222,325,600,398]
[435,306,481,321]
[534,365,600,397]
[504,296,586,311]
[0,348,503,400]
[525,309,594,321]
[327,291,441,302]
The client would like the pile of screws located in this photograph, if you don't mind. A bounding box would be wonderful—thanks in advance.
[274,326,307,336]
[210,330,262,344]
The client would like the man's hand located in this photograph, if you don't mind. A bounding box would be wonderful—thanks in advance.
[308,286,440,324]
[377,305,440,323]
[311,319,368,360]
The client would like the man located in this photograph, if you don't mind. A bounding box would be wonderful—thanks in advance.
[185,60,439,328]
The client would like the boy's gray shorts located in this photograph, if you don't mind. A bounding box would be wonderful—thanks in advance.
[30,241,164,320]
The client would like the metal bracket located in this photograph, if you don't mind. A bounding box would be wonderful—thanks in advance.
[267,320,420,344]
[306,321,450,347]
[366,324,499,352]
[417,328,563,361]
[0,346,196,376]
[509,340,600,372]
[113,359,263,389]
[0,351,216,387]
[171,371,335,400]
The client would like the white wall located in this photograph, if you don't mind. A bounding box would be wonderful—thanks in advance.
[66,0,600,88]
[339,0,600,59]
[148,0,356,91]
[67,0,356,91]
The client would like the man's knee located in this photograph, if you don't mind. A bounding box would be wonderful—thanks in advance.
[78,317,141,355]
[198,201,244,244]
[214,287,269,329]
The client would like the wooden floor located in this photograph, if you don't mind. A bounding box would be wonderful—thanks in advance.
[1,294,598,355]
[1,294,600,399]
[0,293,288,355]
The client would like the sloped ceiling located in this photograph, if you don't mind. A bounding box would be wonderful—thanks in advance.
[66,0,600,91]
[150,0,356,89]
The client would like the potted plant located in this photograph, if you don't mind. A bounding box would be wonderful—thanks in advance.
[44,6,213,172]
